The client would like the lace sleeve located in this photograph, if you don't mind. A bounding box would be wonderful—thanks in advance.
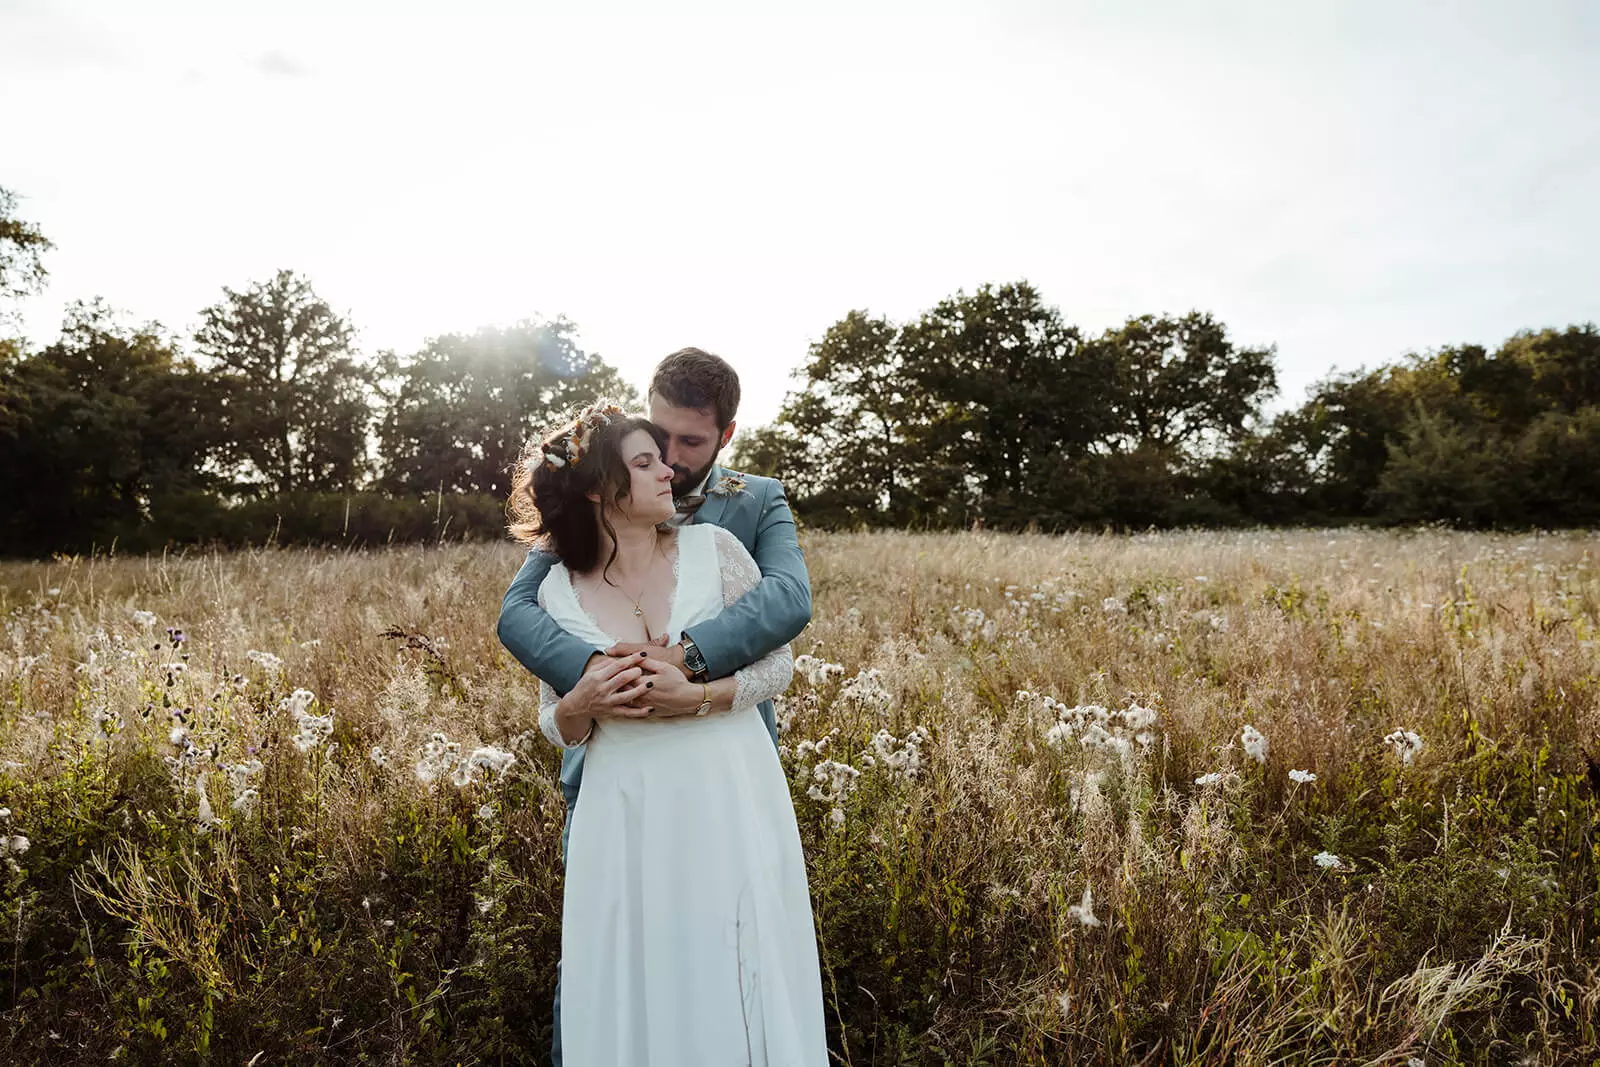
[538,678,580,749]
[535,578,583,749]
[714,526,794,710]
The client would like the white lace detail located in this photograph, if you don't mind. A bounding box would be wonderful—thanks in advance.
[713,526,794,711]
[536,578,581,749]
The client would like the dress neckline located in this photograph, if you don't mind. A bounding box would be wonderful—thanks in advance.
[560,526,687,646]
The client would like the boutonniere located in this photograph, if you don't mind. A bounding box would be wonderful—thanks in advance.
[708,474,748,497]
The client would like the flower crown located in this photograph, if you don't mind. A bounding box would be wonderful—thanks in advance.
[540,400,630,471]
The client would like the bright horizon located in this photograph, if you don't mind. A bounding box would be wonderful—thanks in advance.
[3,0,1597,430]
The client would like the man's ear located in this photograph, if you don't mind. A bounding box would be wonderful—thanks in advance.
[720,420,736,449]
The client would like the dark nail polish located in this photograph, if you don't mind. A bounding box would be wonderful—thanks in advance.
[646,681,654,688]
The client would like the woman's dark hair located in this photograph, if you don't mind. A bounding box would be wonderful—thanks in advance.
[507,407,668,575]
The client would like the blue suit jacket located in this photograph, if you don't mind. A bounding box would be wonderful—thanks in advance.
[496,466,813,806]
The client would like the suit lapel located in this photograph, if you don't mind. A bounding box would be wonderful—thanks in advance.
[692,465,734,530]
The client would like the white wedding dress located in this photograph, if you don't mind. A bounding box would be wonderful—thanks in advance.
[538,523,827,1066]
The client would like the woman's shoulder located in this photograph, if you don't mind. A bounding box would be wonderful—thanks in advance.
[535,557,572,607]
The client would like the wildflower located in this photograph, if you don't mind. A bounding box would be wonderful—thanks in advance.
[169,726,187,745]
[1383,729,1424,767]
[291,710,334,753]
[1289,769,1317,784]
[231,789,259,815]
[1102,597,1127,615]
[1313,850,1342,870]
[131,610,157,627]
[416,732,461,784]
[792,654,845,688]
[807,758,861,825]
[452,746,517,787]
[838,668,892,716]
[1241,724,1269,764]
[0,835,28,856]
[225,758,263,794]
[1194,772,1224,787]
[478,804,495,821]
[195,779,220,834]
[1066,886,1101,928]
[246,650,285,672]
[864,726,931,780]
[369,745,388,767]
[950,606,996,643]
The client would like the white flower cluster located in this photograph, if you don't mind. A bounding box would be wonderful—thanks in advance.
[792,654,845,688]
[1289,768,1317,784]
[838,668,893,716]
[950,606,998,643]
[280,689,334,753]
[1102,597,1127,616]
[225,758,263,816]
[807,759,861,828]
[860,726,931,780]
[1025,693,1160,760]
[130,609,157,627]
[1313,850,1345,870]
[1240,724,1269,764]
[1384,729,1424,767]
[0,808,27,869]
[1194,771,1227,787]
[414,732,517,788]
[1066,885,1101,928]
[246,649,285,672]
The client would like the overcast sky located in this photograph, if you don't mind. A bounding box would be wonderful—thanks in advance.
[3,0,1596,428]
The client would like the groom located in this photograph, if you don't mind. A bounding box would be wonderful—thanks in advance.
[495,347,814,1066]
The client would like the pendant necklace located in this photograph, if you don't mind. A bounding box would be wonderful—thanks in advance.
[614,533,661,639]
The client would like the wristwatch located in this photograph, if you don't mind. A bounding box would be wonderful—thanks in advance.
[679,635,710,684]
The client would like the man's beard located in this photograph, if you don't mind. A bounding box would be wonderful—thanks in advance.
[671,452,720,499]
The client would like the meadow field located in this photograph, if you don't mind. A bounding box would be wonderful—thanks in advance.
[0,528,1597,1065]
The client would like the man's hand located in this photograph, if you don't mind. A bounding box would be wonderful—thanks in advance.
[606,634,689,678]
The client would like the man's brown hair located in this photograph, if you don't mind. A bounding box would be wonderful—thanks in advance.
[649,347,741,430]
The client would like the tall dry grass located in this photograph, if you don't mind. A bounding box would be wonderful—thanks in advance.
[0,528,1596,1064]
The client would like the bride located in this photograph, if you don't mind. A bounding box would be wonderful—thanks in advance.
[512,401,827,1065]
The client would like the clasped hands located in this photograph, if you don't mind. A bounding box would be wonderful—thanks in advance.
[553,635,705,743]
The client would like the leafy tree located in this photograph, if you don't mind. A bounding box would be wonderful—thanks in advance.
[0,301,222,553]
[194,270,372,494]
[1511,406,1600,526]
[1093,311,1277,455]
[0,185,54,332]
[1372,403,1508,526]
[897,282,1109,526]
[375,320,638,496]
[733,311,919,526]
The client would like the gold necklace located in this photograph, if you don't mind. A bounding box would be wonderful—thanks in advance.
[608,533,662,636]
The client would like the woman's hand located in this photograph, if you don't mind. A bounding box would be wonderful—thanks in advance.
[556,656,654,742]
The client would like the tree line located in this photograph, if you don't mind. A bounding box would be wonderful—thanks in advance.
[3,186,1597,557]
[737,284,1600,531]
